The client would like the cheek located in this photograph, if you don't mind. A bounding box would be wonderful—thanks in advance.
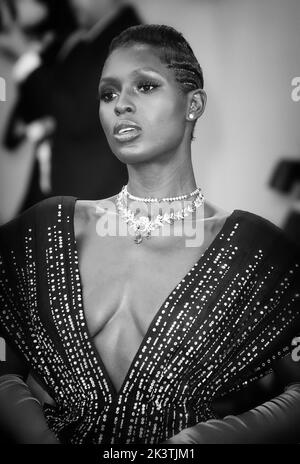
[99,105,111,135]
[146,99,186,134]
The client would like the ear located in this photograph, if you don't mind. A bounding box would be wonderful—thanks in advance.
[186,89,207,122]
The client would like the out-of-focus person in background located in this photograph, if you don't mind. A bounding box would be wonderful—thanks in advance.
[1,0,142,218]
[0,0,78,215]
[48,0,142,201]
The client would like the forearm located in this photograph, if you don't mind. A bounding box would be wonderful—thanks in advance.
[0,374,60,444]
[165,383,300,444]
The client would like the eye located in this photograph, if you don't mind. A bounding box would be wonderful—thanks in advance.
[99,89,118,103]
[137,81,160,93]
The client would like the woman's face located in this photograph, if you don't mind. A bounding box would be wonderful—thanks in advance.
[99,44,190,165]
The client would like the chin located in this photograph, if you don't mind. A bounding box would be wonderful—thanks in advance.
[111,143,153,165]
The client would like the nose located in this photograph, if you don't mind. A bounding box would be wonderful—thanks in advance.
[114,92,135,116]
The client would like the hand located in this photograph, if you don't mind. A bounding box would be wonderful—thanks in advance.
[0,2,45,62]
[0,3,29,60]
[25,117,56,143]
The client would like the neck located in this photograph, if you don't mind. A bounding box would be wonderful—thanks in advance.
[126,154,197,200]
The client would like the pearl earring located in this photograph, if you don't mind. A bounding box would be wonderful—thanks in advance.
[189,113,194,120]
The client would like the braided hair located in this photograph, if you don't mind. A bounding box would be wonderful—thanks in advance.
[108,24,204,94]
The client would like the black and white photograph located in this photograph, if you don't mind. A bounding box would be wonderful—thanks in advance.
[0,0,300,448]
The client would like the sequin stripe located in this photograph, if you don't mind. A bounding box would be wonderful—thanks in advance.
[45,203,109,410]
[12,237,35,320]
[185,251,287,394]
[66,227,104,388]
[160,403,187,444]
[111,394,160,443]
[30,335,84,409]
[234,261,300,344]
[201,308,295,402]
[0,253,25,315]
[216,239,277,328]
[69,260,114,401]
[0,254,20,317]
[265,262,300,310]
[108,393,135,441]
[234,261,300,362]
[62,199,113,400]
[170,229,245,374]
[237,289,300,367]
[21,217,86,408]
[127,402,174,444]
[110,400,192,444]
[174,258,242,365]
[22,207,93,410]
[171,292,245,400]
[170,262,253,398]
[0,254,29,359]
[189,260,268,368]
[229,268,273,338]
[0,276,69,405]
[45,221,84,359]
[21,235,45,333]
[158,401,199,444]
[0,248,47,372]
[205,287,300,399]
[45,225,91,401]
[76,401,125,444]
[21,284,84,408]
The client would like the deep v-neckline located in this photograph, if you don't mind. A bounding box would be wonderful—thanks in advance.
[67,196,237,398]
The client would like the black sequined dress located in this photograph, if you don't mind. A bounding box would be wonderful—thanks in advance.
[0,197,300,443]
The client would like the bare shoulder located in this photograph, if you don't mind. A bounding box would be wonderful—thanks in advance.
[204,199,232,221]
[73,196,118,239]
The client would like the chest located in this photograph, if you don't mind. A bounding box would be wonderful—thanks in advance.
[77,232,207,339]
[73,211,228,394]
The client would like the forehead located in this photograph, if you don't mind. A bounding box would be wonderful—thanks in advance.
[101,44,173,80]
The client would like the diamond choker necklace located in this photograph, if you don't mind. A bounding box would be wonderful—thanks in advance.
[116,185,205,244]
[124,185,201,203]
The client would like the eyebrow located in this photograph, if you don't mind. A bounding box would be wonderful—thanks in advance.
[99,67,164,88]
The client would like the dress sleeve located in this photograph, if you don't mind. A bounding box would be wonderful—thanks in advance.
[0,218,30,361]
[209,218,300,402]
[165,221,300,444]
[164,382,300,444]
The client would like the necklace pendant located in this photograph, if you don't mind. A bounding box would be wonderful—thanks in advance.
[134,233,143,244]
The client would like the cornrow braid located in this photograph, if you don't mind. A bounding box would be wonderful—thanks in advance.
[109,24,204,94]
[167,62,203,92]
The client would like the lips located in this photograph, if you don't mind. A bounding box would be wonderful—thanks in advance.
[113,120,142,142]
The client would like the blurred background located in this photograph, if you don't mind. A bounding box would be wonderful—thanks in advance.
[0,0,299,243]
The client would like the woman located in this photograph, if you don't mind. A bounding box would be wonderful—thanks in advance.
[0,0,77,214]
[1,0,141,215]
[0,24,300,444]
